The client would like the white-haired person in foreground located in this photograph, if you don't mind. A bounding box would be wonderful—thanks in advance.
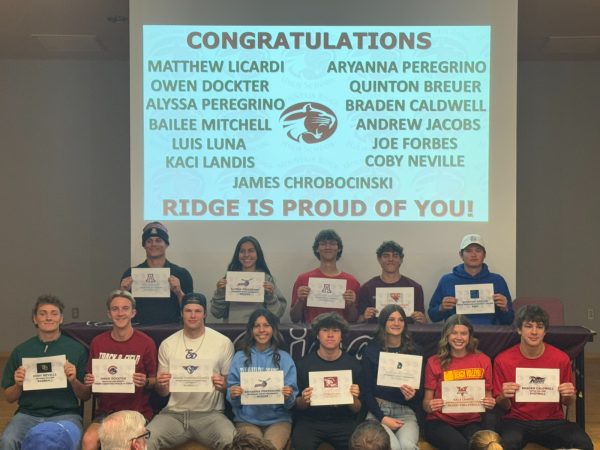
[99,410,149,450]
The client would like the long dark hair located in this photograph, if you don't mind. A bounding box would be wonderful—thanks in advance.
[238,309,285,369]
[437,314,479,369]
[226,236,272,275]
[373,304,415,353]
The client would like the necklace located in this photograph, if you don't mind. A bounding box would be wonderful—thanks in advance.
[182,332,205,359]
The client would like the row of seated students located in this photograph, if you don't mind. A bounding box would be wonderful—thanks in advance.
[1,291,592,450]
[121,222,513,327]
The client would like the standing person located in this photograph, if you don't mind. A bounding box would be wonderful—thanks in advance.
[358,241,426,324]
[146,293,235,450]
[81,290,157,450]
[211,236,286,323]
[98,410,149,450]
[292,313,362,450]
[227,309,298,450]
[290,229,360,323]
[120,222,193,324]
[493,305,593,450]
[361,305,422,450]
[422,315,496,450]
[428,234,513,325]
[1,295,89,450]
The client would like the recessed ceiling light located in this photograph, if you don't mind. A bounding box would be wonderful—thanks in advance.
[107,15,129,24]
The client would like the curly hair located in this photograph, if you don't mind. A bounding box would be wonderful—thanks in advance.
[437,314,479,369]
[238,309,285,369]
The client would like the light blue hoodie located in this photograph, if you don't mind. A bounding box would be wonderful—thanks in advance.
[227,346,298,425]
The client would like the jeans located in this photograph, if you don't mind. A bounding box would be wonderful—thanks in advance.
[367,399,419,450]
[0,412,83,450]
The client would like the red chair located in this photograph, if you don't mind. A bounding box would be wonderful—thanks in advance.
[512,297,565,325]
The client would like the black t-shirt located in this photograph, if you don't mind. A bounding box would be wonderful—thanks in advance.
[121,260,193,324]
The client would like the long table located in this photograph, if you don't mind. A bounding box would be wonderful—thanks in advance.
[62,322,595,428]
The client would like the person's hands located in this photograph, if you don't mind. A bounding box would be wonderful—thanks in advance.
[120,277,133,291]
[440,297,457,311]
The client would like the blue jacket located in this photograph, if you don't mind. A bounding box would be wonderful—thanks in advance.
[227,346,298,425]
[428,263,514,324]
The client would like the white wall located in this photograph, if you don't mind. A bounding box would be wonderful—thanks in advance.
[0,59,598,354]
[517,61,600,353]
[0,60,130,349]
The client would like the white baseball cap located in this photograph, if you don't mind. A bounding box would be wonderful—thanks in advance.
[460,234,485,251]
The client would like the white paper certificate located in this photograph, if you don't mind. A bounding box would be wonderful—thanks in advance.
[132,268,170,298]
[377,353,422,389]
[22,355,67,391]
[515,368,560,403]
[240,370,284,405]
[309,370,353,406]
[226,271,265,302]
[375,287,414,317]
[169,359,213,392]
[91,359,135,393]
[455,284,495,315]
[307,277,347,309]
[441,379,485,413]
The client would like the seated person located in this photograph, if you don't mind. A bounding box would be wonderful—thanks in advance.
[22,420,82,450]
[428,234,513,324]
[349,420,392,450]
[211,236,286,323]
[361,305,422,450]
[290,229,360,323]
[292,313,362,450]
[493,304,593,450]
[358,240,426,324]
[422,315,496,450]
[82,290,157,450]
[146,293,235,450]
[98,410,149,450]
[468,430,503,450]
[120,222,193,324]
[227,309,298,450]
[1,295,88,450]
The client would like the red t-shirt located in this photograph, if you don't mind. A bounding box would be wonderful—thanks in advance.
[87,329,158,420]
[493,343,571,421]
[291,268,360,323]
[425,352,492,427]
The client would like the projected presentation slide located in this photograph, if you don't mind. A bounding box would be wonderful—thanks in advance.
[143,26,490,221]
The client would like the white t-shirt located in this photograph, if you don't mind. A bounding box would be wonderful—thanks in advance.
[158,327,234,412]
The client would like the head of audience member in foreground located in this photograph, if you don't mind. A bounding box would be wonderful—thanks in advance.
[99,410,149,450]
[514,304,550,330]
[222,433,277,450]
[437,314,479,369]
[468,430,503,450]
[22,420,82,450]
[349,419,392,450]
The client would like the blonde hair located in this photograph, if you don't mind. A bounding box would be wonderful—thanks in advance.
[469,430,503,450]
[437,314,479,369]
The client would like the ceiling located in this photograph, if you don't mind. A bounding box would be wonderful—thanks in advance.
[1,0,599,61]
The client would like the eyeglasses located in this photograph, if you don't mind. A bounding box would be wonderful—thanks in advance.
[130,429,151,441]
